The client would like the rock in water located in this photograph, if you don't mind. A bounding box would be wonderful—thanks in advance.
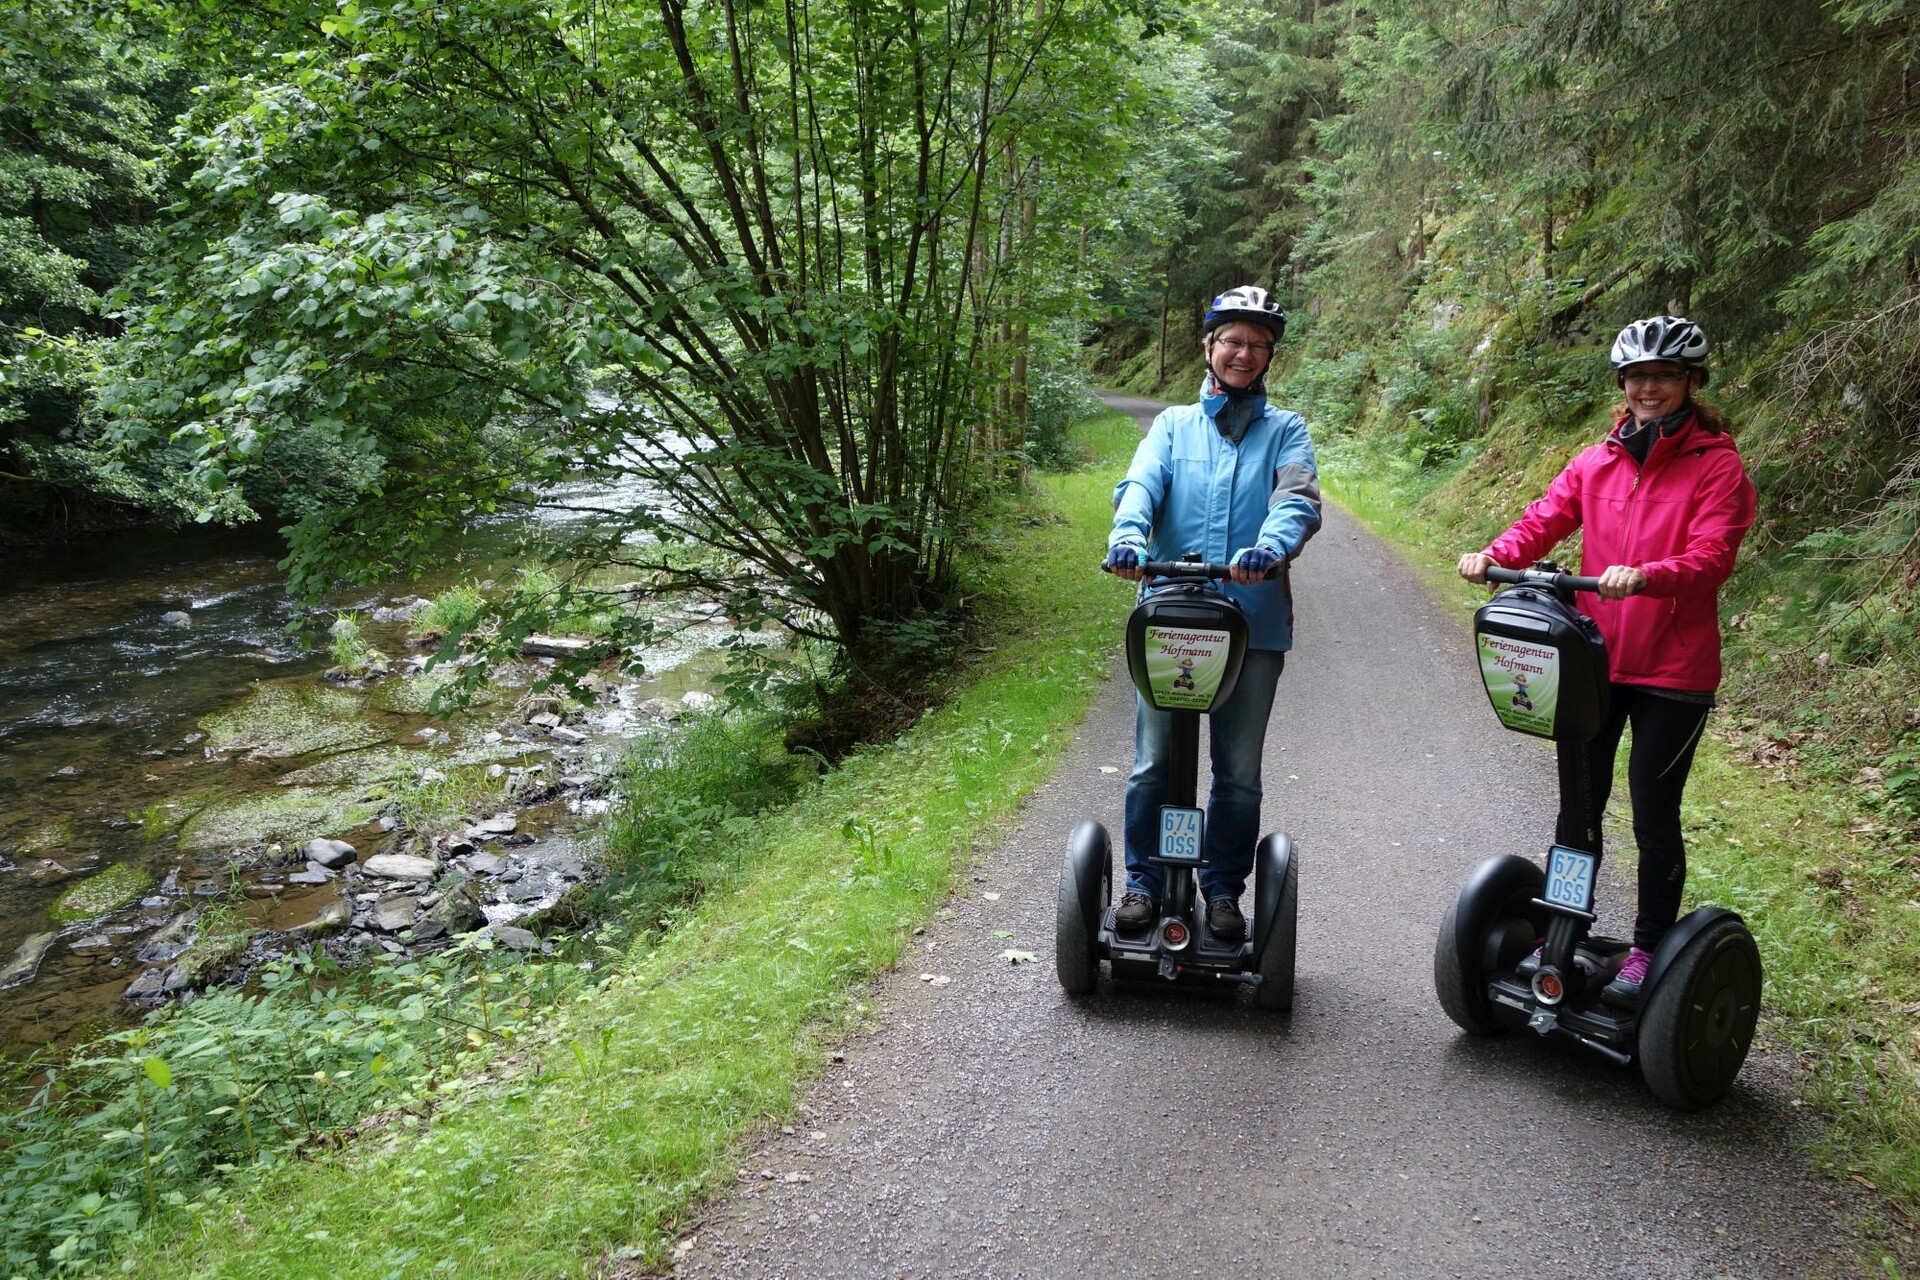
[520,635,595,659]
[0,932,56,988]
[304,838,359,869]
[371,597,429,623]
[294,892,352,934]
[429,879,487,934]
[371,894,421,932]
[361,853,439,882]
[137,912,199,964]
[491,924,541,952]
[464,851,508,876]
[123,963,191,1000]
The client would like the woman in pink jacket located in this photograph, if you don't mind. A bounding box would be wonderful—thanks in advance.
[1458,316,1758,1004]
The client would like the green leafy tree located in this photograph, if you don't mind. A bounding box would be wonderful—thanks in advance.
[0,0,186,535]
[1091,0,1347,388]
[102,0,1191,711]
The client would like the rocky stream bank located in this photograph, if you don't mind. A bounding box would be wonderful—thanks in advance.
[0,588,737,1050]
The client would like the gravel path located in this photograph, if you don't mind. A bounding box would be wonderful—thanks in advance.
[675,398,1892,1279]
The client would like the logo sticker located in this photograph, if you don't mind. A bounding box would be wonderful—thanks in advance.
[1478,632,1561,735]
[1143,626,1231,710]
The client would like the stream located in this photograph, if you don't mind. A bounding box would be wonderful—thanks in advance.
[0,491,734,1055]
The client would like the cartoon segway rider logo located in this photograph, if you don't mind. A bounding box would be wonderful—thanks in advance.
[1171,655,1197,692]
[1510,671,1533,711]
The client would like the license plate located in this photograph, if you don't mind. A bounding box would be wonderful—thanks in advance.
[1158,806,1203,864]
[1544,845,1597,912]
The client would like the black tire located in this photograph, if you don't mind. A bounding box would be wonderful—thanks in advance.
[1055,820,1109,995]
[1638,916,1762,1109]
[1433,854,1545,1035]
[1252,834,1297,1011]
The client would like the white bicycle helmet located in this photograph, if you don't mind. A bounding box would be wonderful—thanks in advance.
[1611,315,1709,383]
[1203,285,1286,342]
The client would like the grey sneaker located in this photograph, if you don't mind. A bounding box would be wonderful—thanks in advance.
[1206,898,1245,940]
[1114,892,1156,931]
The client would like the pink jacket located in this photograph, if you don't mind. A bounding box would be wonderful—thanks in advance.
[1483,411,1757,692]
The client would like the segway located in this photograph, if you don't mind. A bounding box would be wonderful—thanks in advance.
[1433,562,1762,1108]
[1056,557,1298,1010]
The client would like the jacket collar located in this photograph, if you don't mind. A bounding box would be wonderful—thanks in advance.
[1201,373,1267,443]
[1606,407,1733,465]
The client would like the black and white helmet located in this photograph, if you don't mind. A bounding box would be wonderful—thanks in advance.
[1204,285,1286,342]
[1610,315,1709,377]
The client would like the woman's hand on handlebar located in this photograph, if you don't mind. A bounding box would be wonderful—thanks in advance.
[1229,546,1281,585]
[1457,552,1497,583]
[1595,564,1648,599]
[1103,544,1146,582]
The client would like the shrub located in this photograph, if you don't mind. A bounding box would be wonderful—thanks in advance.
[594,710,812,934]
[1278,351,1370,438]
[1025,367,1104,471]
[416,585,487,637]
[326,613,384,675]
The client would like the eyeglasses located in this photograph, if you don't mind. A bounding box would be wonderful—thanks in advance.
[1622,370,1690,386]
[1214,337,1274,357]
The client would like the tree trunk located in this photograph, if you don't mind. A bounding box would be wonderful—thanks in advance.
[1547,260,1642,332]
[1157,276,1171,387]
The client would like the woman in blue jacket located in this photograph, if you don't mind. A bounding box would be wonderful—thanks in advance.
[1103,286,1323,939]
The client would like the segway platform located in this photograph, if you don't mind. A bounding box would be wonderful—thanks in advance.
[1101,902,1251,983]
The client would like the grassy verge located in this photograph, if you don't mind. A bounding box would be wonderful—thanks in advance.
[112,412,1141,1278]
[1320,444,1920,1244]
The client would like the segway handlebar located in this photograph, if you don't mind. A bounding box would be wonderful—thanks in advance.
[1485,565,1604,594]
[1102,560,1281,582]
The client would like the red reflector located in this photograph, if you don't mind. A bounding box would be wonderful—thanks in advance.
[1164,923,1188,946]
[1539,973,1563,1000]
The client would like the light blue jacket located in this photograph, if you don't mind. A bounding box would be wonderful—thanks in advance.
[1108,382,1322,651]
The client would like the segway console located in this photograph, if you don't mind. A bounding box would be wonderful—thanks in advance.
[1057,557,1297,1009]
[1434,562,1762,1108]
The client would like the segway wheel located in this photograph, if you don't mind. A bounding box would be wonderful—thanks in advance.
[1433,854,1545,1035]
[1637,916,1762,1109]
[1055,819,1110,995]
[1252,834,1298,1011]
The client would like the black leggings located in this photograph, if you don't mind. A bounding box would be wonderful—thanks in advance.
[1554,683,1712,952]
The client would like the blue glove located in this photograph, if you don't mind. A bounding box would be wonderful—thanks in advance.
[1103,545,1141,574]
[1232,546,1281,577]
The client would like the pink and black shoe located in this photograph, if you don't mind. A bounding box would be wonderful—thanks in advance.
[1602,946,1653,1005]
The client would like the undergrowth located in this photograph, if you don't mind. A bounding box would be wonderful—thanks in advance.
[81,408,1137,1277]
[589,708,816,939]
[0,940,597,1277]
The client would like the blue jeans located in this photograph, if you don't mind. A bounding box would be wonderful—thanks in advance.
[1122,649,1285,903]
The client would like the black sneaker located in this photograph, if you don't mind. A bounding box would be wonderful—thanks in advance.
[1114,892,1156,931]
[1206,898,1245,940]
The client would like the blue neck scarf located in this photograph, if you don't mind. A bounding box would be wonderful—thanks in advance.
[1202,372,1268,443]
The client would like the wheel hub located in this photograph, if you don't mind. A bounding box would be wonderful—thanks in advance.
[1702,984,1738,1044]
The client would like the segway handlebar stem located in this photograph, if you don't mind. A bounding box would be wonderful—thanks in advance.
[1485,565,1604,595]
